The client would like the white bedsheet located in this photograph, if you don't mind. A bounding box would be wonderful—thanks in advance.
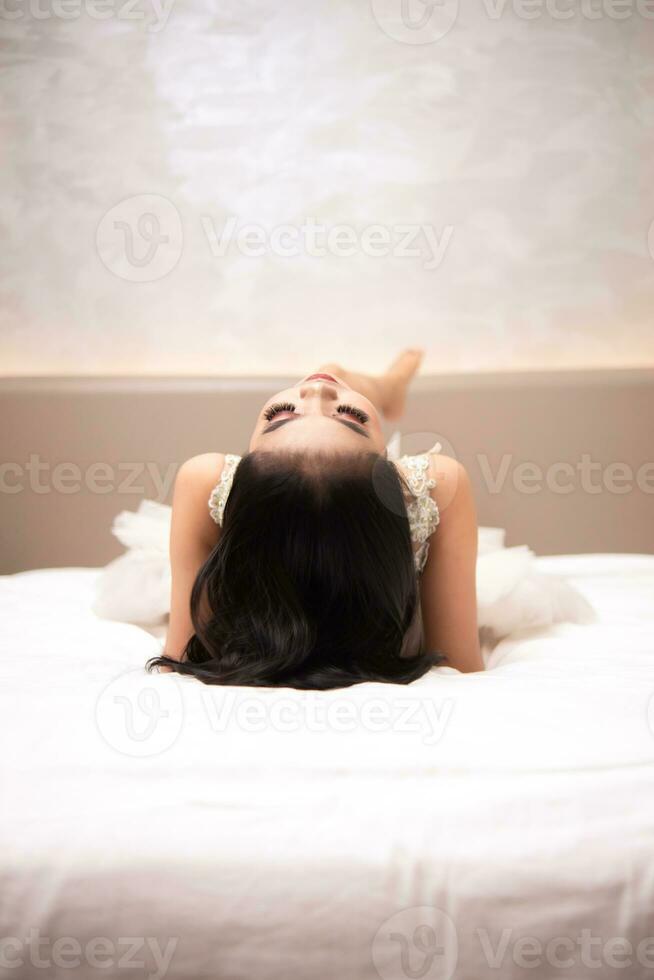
[1,555,653,980]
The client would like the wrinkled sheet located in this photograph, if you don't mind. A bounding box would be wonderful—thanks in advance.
[1,555,653,980]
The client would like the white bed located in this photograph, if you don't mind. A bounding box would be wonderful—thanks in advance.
[1,554,653,980]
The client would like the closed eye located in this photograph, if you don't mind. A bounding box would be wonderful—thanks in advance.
[262,401,296,422]
[261,404,370,438]
[263,402,369,425]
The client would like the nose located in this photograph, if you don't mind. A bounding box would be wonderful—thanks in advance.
[299,380,339,403]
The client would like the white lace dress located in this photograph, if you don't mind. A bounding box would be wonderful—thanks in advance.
[94,444,593,643]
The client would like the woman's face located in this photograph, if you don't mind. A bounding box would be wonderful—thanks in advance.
[249,372,387,455]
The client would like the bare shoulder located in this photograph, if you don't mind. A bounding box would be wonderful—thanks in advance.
[175,452,226,496]
[172,453,226,546]
[427,453,475,521]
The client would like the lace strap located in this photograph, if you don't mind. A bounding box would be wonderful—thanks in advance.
[396,453,440,574]
[208,454,241,526]
[397,452,437,496]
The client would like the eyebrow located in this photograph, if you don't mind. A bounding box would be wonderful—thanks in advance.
[262,416,370,439]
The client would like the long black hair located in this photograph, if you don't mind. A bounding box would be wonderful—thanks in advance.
[148,449,443,689]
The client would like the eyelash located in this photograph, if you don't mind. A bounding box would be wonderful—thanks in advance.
[263,402,370,425]
[263,401,295,421]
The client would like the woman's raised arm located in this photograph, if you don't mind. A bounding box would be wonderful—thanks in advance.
[420,454,484,673]
[163,453,225,661]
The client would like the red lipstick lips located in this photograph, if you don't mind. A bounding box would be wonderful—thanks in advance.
[305,373,338,383]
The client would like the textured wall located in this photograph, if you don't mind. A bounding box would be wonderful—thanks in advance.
[1,0,653,375]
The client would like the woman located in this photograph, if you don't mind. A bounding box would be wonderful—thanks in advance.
[149,350,484,687]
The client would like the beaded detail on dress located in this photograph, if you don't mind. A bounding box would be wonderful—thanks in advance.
[207,454,241,526]
[395,453,440,574]
[207,451,440,575]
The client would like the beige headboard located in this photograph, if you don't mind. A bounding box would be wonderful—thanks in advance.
[1,368,652,574]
